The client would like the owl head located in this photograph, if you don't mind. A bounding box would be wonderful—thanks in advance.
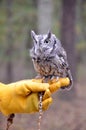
[30,30,61,60]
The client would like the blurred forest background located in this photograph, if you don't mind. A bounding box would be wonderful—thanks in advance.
[0,0,86,130]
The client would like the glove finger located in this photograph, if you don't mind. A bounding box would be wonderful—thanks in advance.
[49,78,70,93]
[49,81,61,93]
[32,79,43,83]
[43,89,51,100]
[13,80,49,96]
[42,97,52,111]
[59,78,70,87]
[28,82,49,92]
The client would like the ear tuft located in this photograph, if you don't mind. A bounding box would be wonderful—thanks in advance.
[31,30,36,40]
[47,30,51,39]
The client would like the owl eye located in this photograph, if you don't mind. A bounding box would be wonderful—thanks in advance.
[44,39,50,44]
[45,40,49,43]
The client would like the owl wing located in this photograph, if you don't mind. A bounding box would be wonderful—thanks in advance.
[55,46,73,89]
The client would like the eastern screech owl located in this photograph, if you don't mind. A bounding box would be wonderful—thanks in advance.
[30,30,73,89]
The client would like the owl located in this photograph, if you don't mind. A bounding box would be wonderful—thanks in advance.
[30,30,73,89]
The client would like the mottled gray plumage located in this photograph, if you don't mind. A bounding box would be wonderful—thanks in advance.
[30,30,73,89]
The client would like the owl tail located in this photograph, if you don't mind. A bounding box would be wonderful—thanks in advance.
[61,69,73,90]
[66,69,73,90]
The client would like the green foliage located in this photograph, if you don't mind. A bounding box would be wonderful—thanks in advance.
[0,0,37,56]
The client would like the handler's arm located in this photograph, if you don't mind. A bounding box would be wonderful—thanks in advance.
[0,78,70,116]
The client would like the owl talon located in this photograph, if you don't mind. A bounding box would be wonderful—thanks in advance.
[61,86,66,89]
[61,79,73,90]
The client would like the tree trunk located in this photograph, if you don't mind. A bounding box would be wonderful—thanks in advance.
[59,0,77,99]
[80,0,86,40]
[5,0,14,83]
[37,0,53,33]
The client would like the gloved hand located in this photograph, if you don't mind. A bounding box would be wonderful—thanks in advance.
[43,77,70,102]
[0,78,70,116]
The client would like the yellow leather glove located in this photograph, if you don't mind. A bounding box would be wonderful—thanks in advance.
[43,77,70,101]
[0,78,70,116]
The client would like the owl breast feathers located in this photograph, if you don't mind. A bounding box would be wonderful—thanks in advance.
[30,30,73,89]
